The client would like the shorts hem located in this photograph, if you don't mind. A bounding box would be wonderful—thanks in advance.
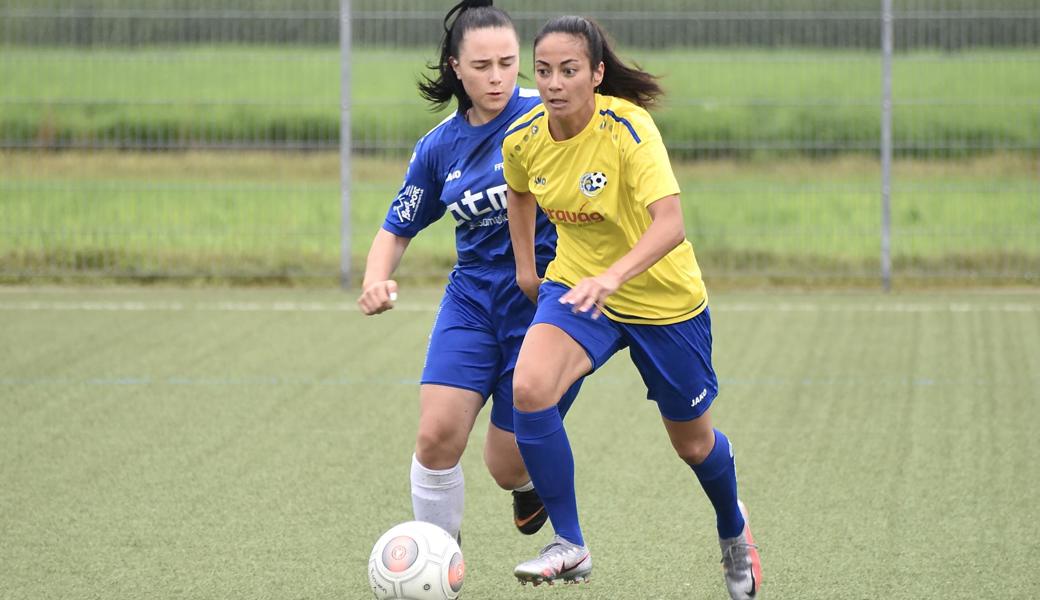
[530,321,603,372]
[648,392,717,422]
[419,380,489,400]
[488,420,515,434]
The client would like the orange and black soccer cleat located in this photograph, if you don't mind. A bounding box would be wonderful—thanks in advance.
[512,487,548,535]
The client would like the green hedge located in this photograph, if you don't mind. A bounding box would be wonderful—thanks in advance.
[2,47,1038,157]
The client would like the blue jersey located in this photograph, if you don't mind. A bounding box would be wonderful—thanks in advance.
[382,87,558,268]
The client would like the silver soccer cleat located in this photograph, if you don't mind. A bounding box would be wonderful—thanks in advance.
[720,500,763,599]
[514,535,592,586]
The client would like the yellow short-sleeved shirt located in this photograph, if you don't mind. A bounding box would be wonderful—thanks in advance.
[503,94,707,325]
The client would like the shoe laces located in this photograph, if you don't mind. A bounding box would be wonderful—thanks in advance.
[540,536,583,559]
[721,541,759,577]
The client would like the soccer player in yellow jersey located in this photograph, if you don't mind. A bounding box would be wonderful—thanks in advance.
[502,16,763,598]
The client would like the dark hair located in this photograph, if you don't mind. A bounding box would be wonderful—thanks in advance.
[417,0,516,113]
[534,16,663,109]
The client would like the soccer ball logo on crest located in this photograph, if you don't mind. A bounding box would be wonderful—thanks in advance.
[579,172,608,198]
[369,521,464,600]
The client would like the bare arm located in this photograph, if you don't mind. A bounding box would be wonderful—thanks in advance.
[356,228,411,315]
[561,194,686,318]
[506,187,541,303]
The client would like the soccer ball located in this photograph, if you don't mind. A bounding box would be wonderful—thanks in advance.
[368,521,464,600]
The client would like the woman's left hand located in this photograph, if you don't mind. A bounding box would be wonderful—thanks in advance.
[559,272,622,319]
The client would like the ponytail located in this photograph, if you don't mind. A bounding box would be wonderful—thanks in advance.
[534,16,663,109]
[418,0,516,112]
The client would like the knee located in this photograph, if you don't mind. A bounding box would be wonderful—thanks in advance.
[415,422,466,469]
[672,429,717,466]
[512,373,556,413]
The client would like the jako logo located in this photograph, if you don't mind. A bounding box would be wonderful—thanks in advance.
[445,170,462,182]
[542,207,604,224]
[579,172,608,198]
[691,388,708,408]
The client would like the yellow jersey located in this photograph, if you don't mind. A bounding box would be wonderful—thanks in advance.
[503,94,707,325]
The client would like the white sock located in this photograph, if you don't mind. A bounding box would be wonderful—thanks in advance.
[514,480,534,493]
[410,453,464,539]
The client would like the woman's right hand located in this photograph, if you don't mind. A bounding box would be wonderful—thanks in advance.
[357,280,398,315]
[516,273,541,305]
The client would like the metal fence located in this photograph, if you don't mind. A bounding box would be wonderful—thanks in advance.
[0,1,1037,284]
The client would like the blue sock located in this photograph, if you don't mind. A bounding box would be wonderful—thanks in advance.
[513,406,583,546]
[691,429,745,539]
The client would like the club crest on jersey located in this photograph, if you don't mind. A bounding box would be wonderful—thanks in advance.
[579,172,608,198]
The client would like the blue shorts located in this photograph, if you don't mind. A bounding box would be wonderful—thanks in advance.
[423,265,580,432]
[531,281,718,422]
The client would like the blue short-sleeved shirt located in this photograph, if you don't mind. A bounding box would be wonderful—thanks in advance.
[379,88,580,429]
[382,87,558,268]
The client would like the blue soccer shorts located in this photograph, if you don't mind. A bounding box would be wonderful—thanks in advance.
[422,265,580,432]
[530,281,718,422]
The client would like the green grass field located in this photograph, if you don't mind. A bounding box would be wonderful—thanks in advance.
[2,151,1037,283]
[2,47,1038,153]
[2,286,1038,598]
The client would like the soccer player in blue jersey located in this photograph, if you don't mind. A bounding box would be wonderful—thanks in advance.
[356,1,579,544]
[502,16,763,598]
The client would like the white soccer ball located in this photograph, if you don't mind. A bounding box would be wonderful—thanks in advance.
[368,521,464,600]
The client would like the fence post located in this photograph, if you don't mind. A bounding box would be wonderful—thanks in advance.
[340,0,353,289]
[880,0,893,291]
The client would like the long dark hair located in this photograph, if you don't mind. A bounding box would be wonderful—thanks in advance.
[534,16,663,109]
[417,0,516,113]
